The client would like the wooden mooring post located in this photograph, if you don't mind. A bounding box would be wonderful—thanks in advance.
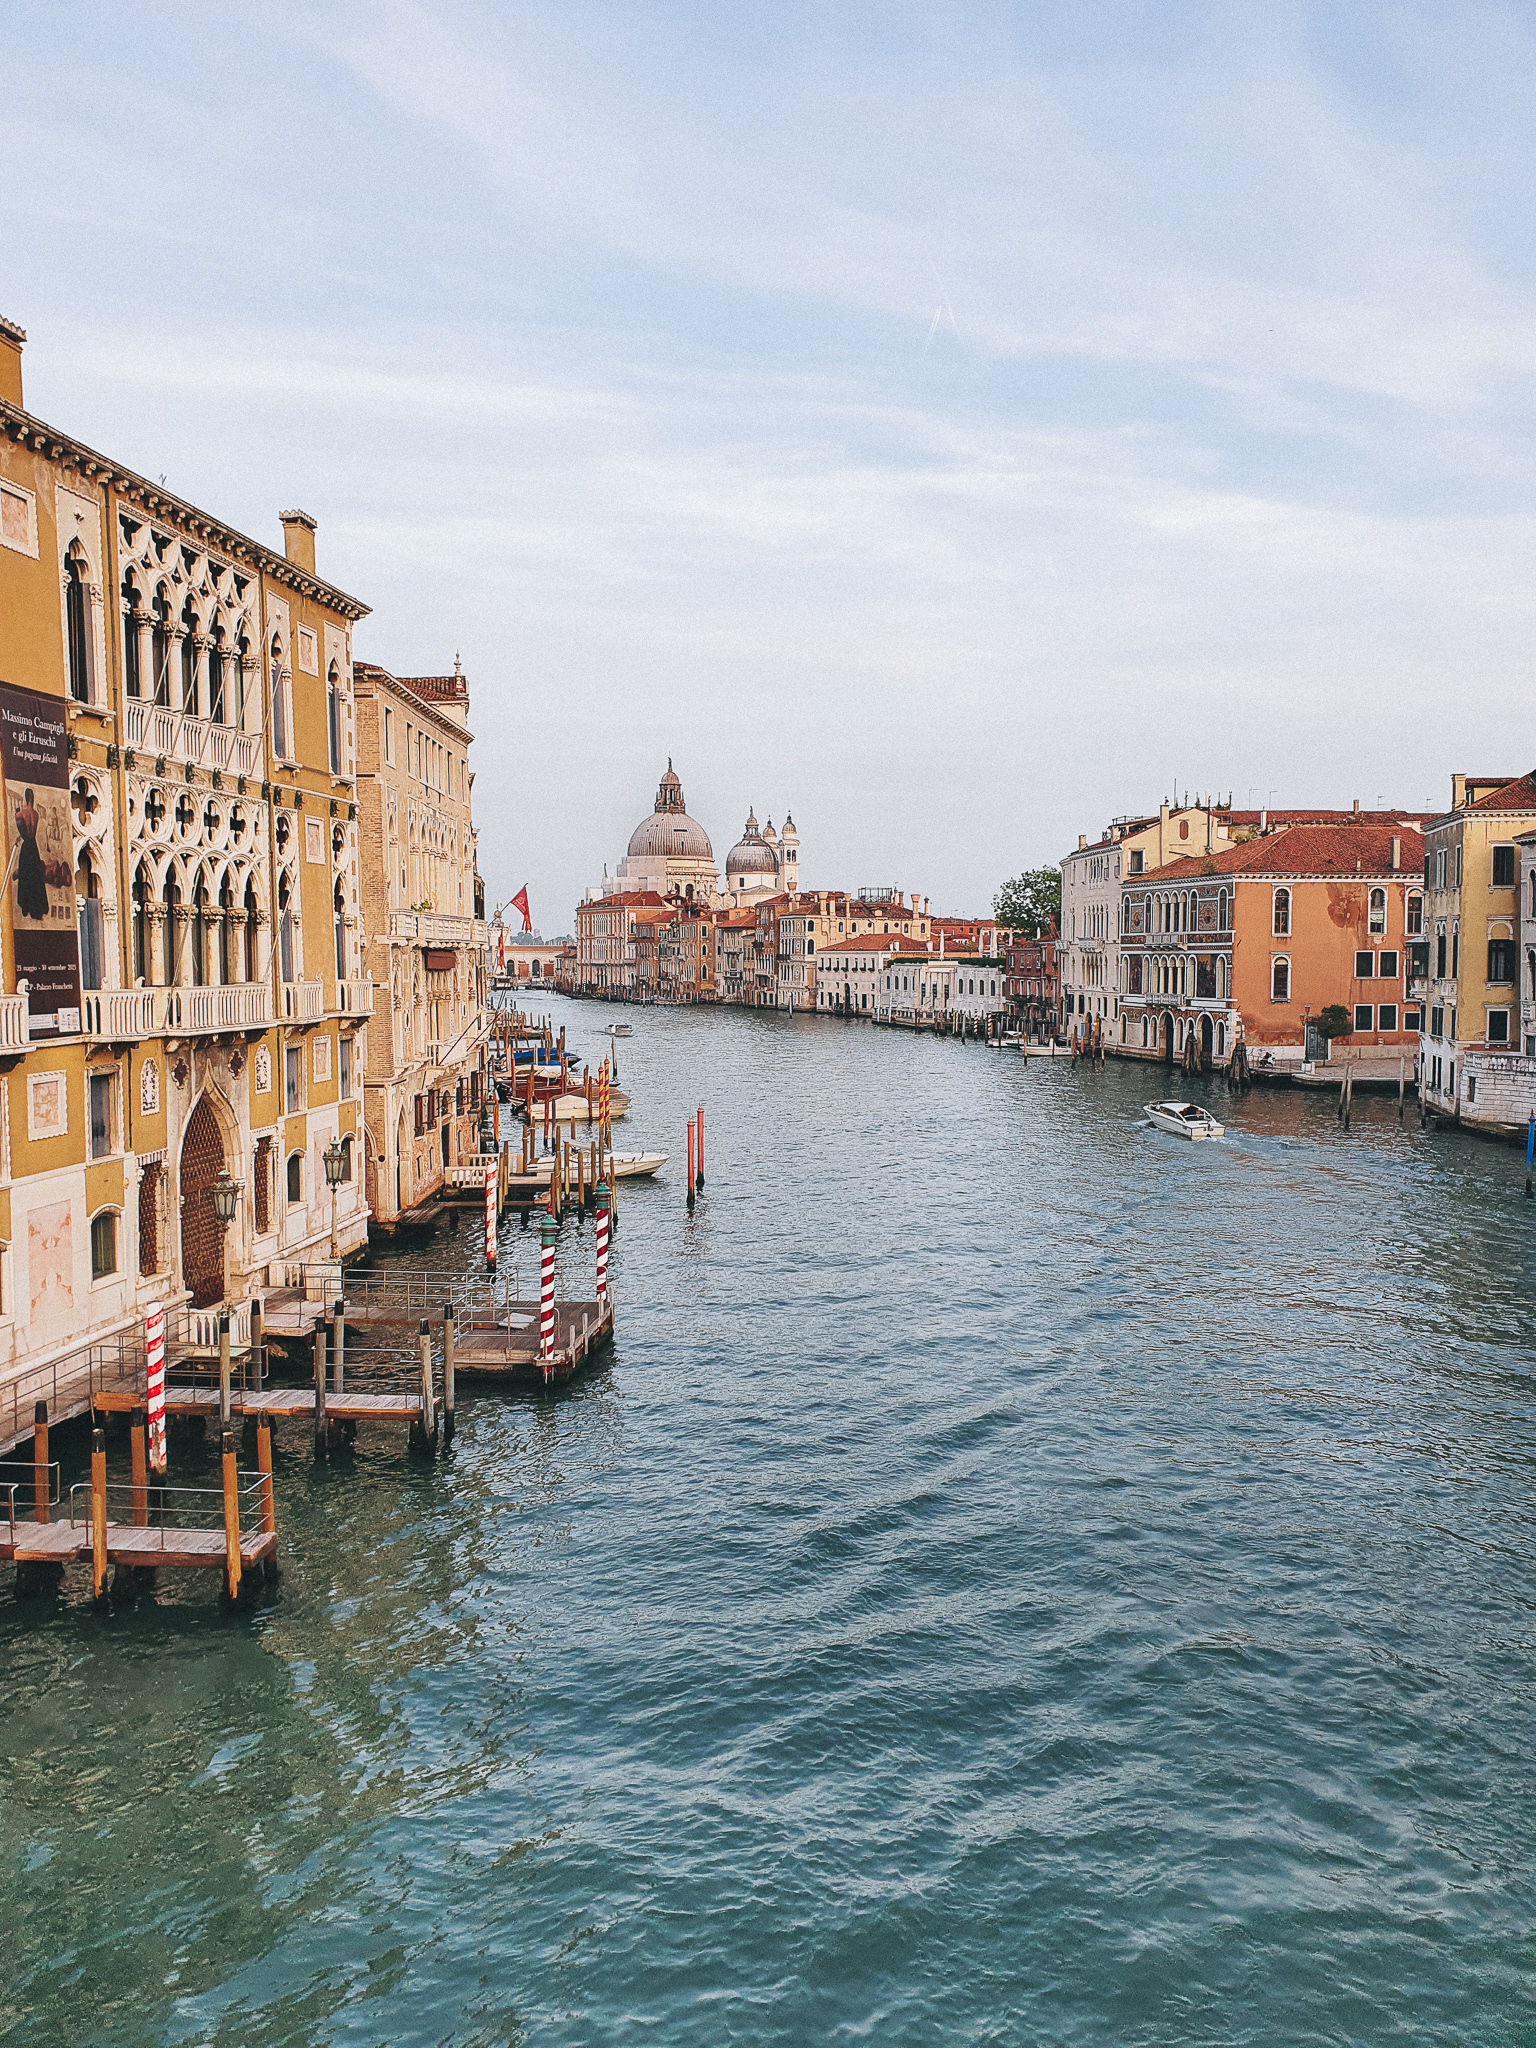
[257,1419,276,1545]
[218,1312,232,1431]
[221,1429,242,1603]
[90,1426,108,1602]
[412,1318,436,1453]
[33,1400,47,1524]
[443,1301,456,1444]
[313,1323,328,1461]
[333,1297,346,1395]
[130,1408,149,1527]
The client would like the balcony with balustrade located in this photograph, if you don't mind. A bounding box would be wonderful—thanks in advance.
[79,982,274,1041]
[282,979,325,1023]
[126,698,262,781]
[388,912,488,948]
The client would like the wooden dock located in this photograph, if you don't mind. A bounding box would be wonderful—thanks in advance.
[0,1517,276,1573]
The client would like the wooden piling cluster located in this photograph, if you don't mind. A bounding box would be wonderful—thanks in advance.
[2,1398,278,1607]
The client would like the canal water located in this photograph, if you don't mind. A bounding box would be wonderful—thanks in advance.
[3,998,1535,2046]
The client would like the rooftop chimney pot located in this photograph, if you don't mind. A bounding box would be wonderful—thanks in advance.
[0,314,25,409]
[279,509,317,575]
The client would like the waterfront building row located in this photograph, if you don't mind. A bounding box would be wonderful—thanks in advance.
[1054,773,1536,1138]
[0,315,489,1395]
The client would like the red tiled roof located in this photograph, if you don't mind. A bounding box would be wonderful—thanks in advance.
[1137,824,1425,882]
[397,674,468,703]
[819,933,928,956]
[1465,771,1536,813]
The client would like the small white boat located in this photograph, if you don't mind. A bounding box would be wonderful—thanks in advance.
[607,1023,633,1037]
[609,1151,664,1180]
[1145,1101,1224,1140]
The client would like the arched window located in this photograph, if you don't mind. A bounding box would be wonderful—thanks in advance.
[76,849,103,990]
[327,662,342,773]
[270,634,288,759]
[234,631,249,730]
[207,622,226,725]
[278,870,295,983]
[218,870,236,984]
[1271,955,1290,1002]
[161,870,180,984]
[180,598,199,714]
[1368,887,1386,936]
[65,547,91,702]
[151,586,171,705]
[340,1134,353,1183]
[121,572,141,697]
[286,1151,303,1203]
[242,875,258,981]
[132,863,151,985]
[1218,889,1229,931]
[90,1208,118,1279]
[1406,891,1423,936]
[1272,887,1290,937]
[190,868,209,987]
[334,878,346,980]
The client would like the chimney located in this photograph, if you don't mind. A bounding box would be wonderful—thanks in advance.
[1078,834,1087,851]
[0,315,24,408]
[280,509,317,575]
[1352,797,1360,816]
[1390,835,1401,871]
[1451,773,1466,810]
[1259,809,1267,832]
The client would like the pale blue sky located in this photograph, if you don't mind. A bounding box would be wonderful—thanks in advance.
[6,2,1536,925]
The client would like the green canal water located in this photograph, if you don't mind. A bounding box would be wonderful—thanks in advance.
[3,999,1535,2045]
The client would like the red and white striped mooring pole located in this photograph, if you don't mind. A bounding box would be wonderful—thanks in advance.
[484,1156,497,1265]
[145,1302,167,1475]
[539,1211,557,1370]
[595,1180,610,1303]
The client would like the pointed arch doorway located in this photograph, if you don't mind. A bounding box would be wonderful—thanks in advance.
[180,1094,229,1307]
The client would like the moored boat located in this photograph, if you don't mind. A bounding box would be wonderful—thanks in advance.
[1144,1101,1224,1140]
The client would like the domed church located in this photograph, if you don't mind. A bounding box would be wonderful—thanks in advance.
[612,762,721,904]
[725,809,799,898]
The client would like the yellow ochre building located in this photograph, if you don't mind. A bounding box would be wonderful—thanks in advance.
[0,315,410,1431]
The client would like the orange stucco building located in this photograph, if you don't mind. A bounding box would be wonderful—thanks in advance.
[1120,824,1427,1066]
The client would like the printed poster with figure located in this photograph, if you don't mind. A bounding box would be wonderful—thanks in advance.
[0,681,81,1036]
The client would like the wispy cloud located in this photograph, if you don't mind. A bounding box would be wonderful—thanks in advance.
[5,0,1536,914]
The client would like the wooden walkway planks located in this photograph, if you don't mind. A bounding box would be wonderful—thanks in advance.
[165,1387,426,1422]
[0,1521,276,1570]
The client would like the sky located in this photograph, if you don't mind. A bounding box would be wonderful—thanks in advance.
[6,1,1536,927]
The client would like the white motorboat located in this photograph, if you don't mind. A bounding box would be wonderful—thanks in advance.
[607,1023,633,1037]
[609,1151,664,1180]
[1144,1101,1225,1140]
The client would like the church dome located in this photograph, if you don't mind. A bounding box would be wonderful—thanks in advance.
[626,762,714,861]
[726,809,779,876]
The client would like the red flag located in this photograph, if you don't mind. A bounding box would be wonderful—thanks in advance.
[511,886,532,931]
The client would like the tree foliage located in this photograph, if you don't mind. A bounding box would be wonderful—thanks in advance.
[1316,1004,1353,1042]
[993,867,1062,935]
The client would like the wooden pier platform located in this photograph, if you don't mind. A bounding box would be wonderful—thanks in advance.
[0,1519,276,1572]
[452,1296,615,1383]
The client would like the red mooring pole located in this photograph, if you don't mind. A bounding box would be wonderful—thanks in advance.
[686,1116,696,1208]
[695,1105,704,1190]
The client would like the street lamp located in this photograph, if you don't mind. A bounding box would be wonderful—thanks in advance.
[323,1136,346,1259]
[210,1169,240,1225]
[211,1168,240,1310]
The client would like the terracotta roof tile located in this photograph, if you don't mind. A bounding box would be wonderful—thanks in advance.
[1464,771,1536,813]
[1137,824,1425,882]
